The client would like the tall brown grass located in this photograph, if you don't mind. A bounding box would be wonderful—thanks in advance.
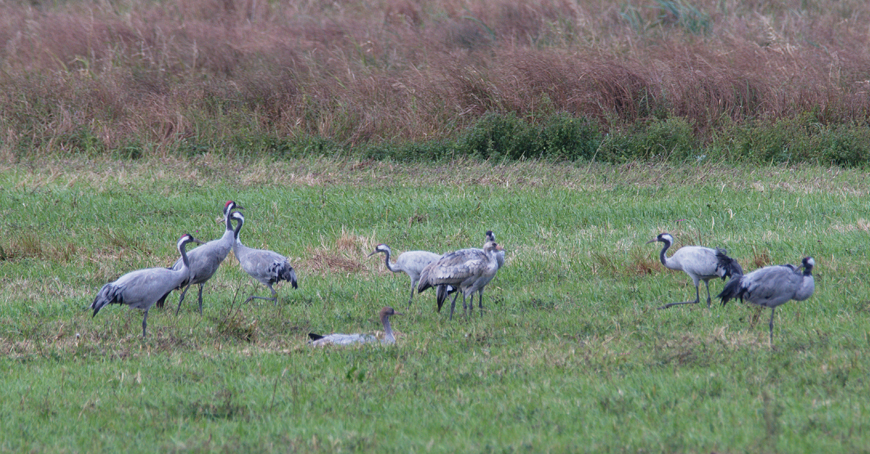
[1,0,868,155]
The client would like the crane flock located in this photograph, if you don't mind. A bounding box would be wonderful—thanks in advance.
[87,201,815,347]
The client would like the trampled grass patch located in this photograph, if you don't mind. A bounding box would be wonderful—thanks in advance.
[1,157,869,452]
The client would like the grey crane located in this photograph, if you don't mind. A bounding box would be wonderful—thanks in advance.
[168,200,243,315]
[90,233,200,337]
[430,230,505,309]
[418,240,504,320]
[230,211,298,304]
[308,307,402,346]
[718,257,815,346]
[485,230,506,269]
[647,233,743,310]
[368,244,441,307]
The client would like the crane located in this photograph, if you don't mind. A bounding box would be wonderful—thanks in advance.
[168,200,243,315]
[426,230,505,311]
[647,232,743,310]
[368,244,441,307]
[718,257,815,346]
[90,233,200,337]
[418,240,503,320]
[230,211,298,304]
[308,307,402,346]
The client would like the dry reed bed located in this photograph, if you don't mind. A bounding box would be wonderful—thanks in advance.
[1,0,869,153]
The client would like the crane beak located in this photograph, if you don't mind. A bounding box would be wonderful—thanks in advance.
[367,251,378,257]
[192,238,205,245]
[645,239,658,244]
[495,244,504,251]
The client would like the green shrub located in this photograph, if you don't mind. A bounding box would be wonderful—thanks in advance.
[598,117,697,163]
[539,113,601,161]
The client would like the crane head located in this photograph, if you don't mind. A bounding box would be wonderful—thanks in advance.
[802,257,815,270]
[177,233,202,249]
[485,230,496,242]
[368,244,390,257]
[380,306,402,318]
[224,200,244,215]
[646,233,673,245]
[483,241,503,252]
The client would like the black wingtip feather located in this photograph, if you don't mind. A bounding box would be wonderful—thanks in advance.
[715,248,743,280]
[308,333,324,341]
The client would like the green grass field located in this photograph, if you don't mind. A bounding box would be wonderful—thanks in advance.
[1,157,868,452]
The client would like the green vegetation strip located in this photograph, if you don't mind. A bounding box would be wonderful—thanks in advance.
[0,157,868,452]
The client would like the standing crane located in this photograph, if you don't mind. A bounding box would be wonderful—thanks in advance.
[647,233,743,310]
[167,200,243,315]
[431,230,505,308]
[90,233,200,337]
[308,307,402,346]
[718,257,815,346]
[368,244,441,307]
[418,240,504,320]
[230,211,298,304]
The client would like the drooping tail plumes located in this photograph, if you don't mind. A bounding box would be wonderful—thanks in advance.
[715,248,743,279]
[717,275,746,307]
[90,283,122,317]
[270,261,298,289]
[281,265,298,289]
[436,285,448,312]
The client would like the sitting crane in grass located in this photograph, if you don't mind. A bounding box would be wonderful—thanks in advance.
[308,307,402,346]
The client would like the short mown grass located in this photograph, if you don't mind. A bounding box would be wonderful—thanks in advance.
[1,156,869,452]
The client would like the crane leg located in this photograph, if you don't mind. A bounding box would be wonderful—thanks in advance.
[466,294,474,317]
[245,285,279,305]
[478,291,484,314]
[656,285,701,310]
[175,283,193,316]
[448,292,460,320]
[768,308,776,348]
[704,281,712,308]
[141,310,149,338]
[408,280,417,308]
[197,284,204,314]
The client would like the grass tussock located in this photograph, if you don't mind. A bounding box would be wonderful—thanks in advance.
[2,1,870,164]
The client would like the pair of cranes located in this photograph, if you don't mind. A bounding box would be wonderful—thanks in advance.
[368,230,505,319]
[306,230,506,346]
[90,201,298,337]
[647,232,815,345]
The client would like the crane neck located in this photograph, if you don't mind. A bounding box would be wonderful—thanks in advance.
[232,217,244,242]
[380,250,400,273]
[224,210,234,232]
[658,241,673,267]
[178,239,192,270]
[381,315,395,343]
